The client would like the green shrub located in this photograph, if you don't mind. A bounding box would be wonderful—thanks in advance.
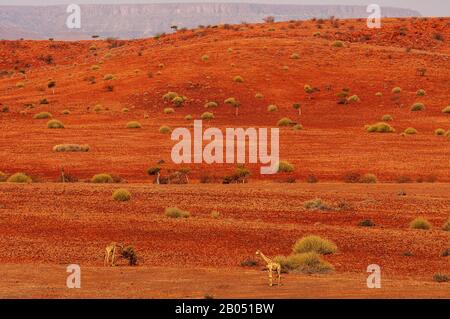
[126,121,142,129]
[7,173,32,183]
[47,119,64,129]
[277,160,294,173]
[121,246,138,266]
[201,54,210,61]
[442,106,450,113]
[416,89,426,96]
[184,114,193,120]
[121,107,129,113]
[165,207,190,218]
[360,173,377,184]
[201,112,214,120]
[163,91,178,101]
[347,95,360,103]
[211,211,220,219]
[433,274,449,283]
[103,74,114,80]
[435,129,445,136]
[411,103,424,112]
[290,53,300,59]
[224,97,238,106]
[172,96,185,107]
[267,105,278,112]
[304,199,331,211]
[34,112,52,119]
[392,87,402,94]
[293,124,303,131]
[381,114,393,121]
[366,122,395,133]
[410,217,431,230]
[293,235,337,255]
[233,75,244,83]
[164,107,175,114]
[442,219,450,231]
[255,93,264,99]
[332,40,344,47]
[91,173,114,184]
[53,144,90,152]
[0,171,7,182]
[404,127,417,135]
[277,117,294,127]
[274,252,333,274]
[204,101,218,108]
[358,219,375,227]
[159,126,172,134]
[112,189,131,202]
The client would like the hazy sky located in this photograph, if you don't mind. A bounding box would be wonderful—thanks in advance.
[0,0,449,17]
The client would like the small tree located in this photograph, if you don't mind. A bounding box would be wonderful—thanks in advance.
[293,103,301,116]
[147,166,161,184]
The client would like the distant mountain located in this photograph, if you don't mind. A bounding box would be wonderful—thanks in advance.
[0,3,421,40]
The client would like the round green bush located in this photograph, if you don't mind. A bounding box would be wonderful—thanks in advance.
[410,217,431,230]
[274,252,333,274]
[164,108,175,114]
[267,105,278,112]
[91,173,114,183]
[159,126,172,134]
[381,114,393,121]
[293,236,337,255]
[204,101,218,109]
[366,122,395,133]
[233,75,244,83]
[47,119,64,129]
[293,124,303,131]
[392,87,402,94]
[7,173,32,183]
[416,89,426,96]
[126,121,142,129]
[404,127,418,135]
[34,112,52,119]
[332,40,344,47]
[360,173,378,184]
[172,96,185,107]
[163,91,178,101]
[277,117,294,127]
[201,112,214,120]
[435,128,445,136]
[184,114,193,120]
[112,189,131,202]
[277,160,294,173]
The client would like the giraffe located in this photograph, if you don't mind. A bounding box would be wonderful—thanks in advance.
[104,242,123,267]
[256,250,281,287]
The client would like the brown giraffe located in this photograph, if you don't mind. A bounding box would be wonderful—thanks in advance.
[104,242,123,267]
[256,250,281,286]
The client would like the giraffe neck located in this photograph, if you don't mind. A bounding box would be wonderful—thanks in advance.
[260,252,272,264]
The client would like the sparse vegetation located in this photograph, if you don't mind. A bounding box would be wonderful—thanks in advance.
[204,101,218,108]
[365,122,395,133]
[233,75,244,83]
[416,89,426,96]
[163,107,175,114]
[290,53,300,59]
[91,173,114,184]
[442,106,450,113]
[159,126,172,134]
[47,119,64,129]
[7,173,32,183]
[211,211,220,219]
[360,174,377,184]
[359,219,375,227]
[434,129,445,136]
[165,207,190,218]
[411,103,425,112]
[410,217,431,230]
[121,246,138,266]
[277,160,294,173]
[0,171,7,182]
[433,273,449,283]
[53,144,90,152]
[381,114,393,121]
[277,117,294,127]
[267,105,278,112]
[293,124,303,131]
[33,112,52,119]
[392,87,402,94]
[184,114,193,120]
[201,112,214,120]
[442,219,450,231]
[103,74,114,80]
[274,252,333,274]
[126,121,142,129]
[293,235,337,255]
[255,93,264,99]
[332,40,344,47]
[304,199,331,211]
[404,127,417,135]
[112,189,131,202]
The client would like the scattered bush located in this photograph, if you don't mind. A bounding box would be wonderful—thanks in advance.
[434,129,445,136]
[211,211,220,219]
[292,235,337,255]
[360,174,377,184]
[204,101,218,108]
[274,252,333,274]
[293,124,303,131]
[126,121,142,129]
[121,107,129,113]
[112,189,131,202]
[416,89,426,96]
[184,114,193,120]
[16,82,25,88]
[121,246,138,266]
[201,54,210,61]
[410,217,431,230]
[411,103,424,112]
[255,93,264,99]
[201,112,214,120]
[404,127,417,135]
[53,144,90,152]
[34,112,52,119]
[304,199,331,211]
[332,40,344,47]
[365,122,395,133]
[359,219,375,227]
[381,114,393,121]
[224,97,238,106]
[159,126,172,134]
[375,92,383,97]
[392,87,402,94]
[91,173,114,184]
[172,96,186,107]
[7,173,32,183]
[40,98,49,105]
[347,95,360,103]
[267,105,278,112]
[233,76,244,83]
[61,110,71,115]
[103,74,114,80]
[163,107,175,114]
[442,106,450,113]
[163,92,178,101]
[277,117,294,127]
[165,207,190,218]
[441,248,450,257]
[433,274,449,283]
[47,119,64,129]
[290,53,300,59]
[277,161,294,173]
[343,172,361,183]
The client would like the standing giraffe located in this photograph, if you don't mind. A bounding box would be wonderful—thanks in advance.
[256,250,281,287]
[104,242,123,267]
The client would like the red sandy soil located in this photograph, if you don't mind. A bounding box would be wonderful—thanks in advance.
[0,18,449,298]
[0,18,449,182]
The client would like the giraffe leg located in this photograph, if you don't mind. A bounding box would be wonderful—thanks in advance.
[111,247,116,266]
[268,269,273,287]
[277,267,281,286]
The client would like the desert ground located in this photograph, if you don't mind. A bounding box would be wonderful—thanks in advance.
[0,18,449,298]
